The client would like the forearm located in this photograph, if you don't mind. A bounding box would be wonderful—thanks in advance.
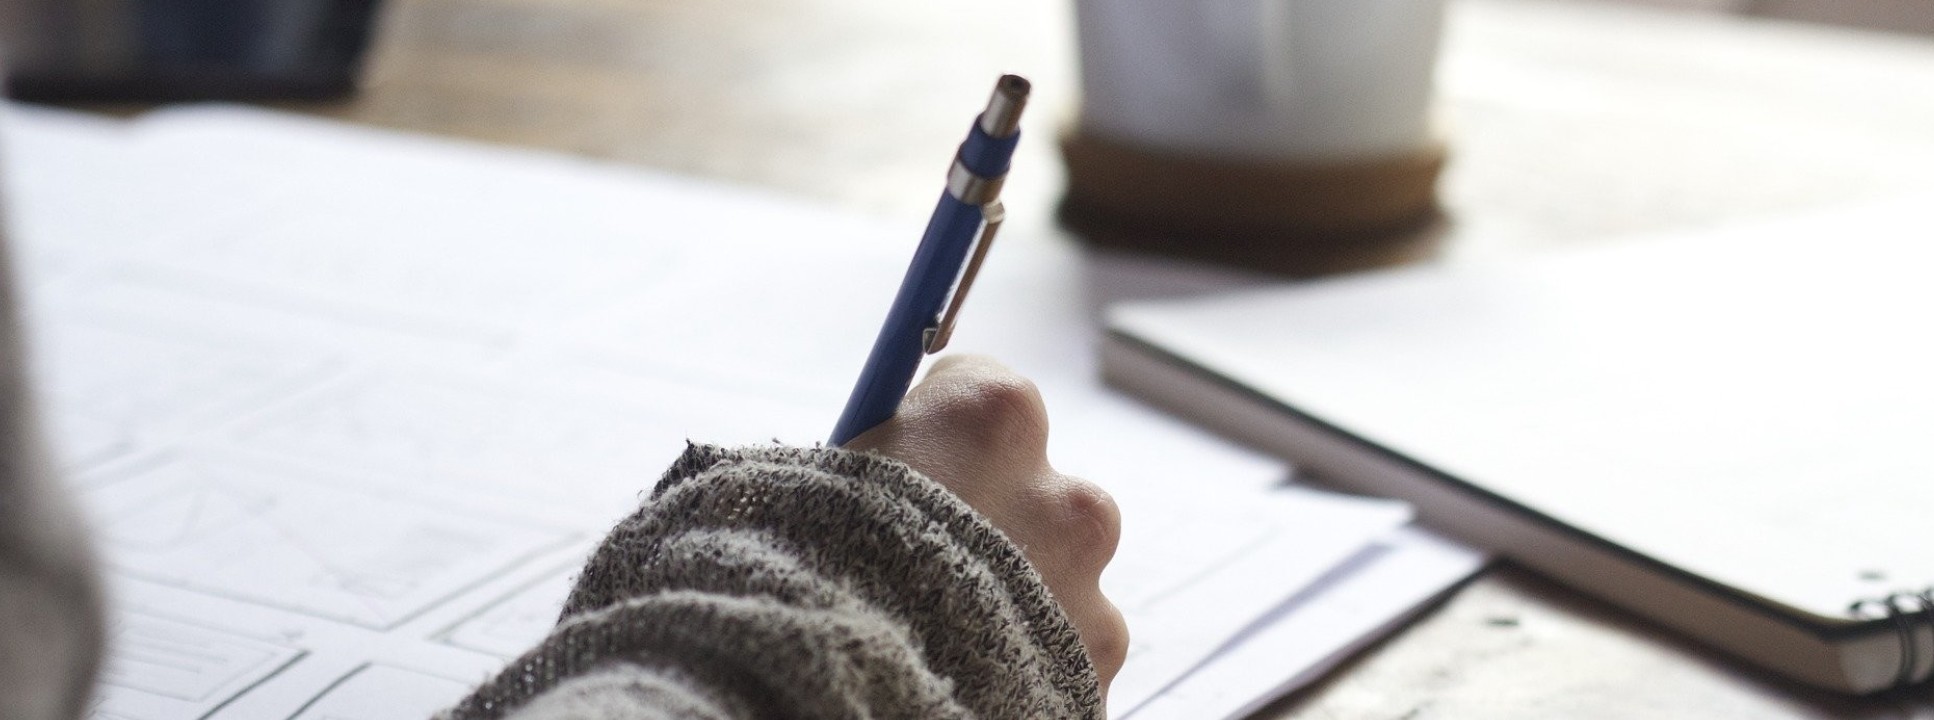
[440,443,1101,720]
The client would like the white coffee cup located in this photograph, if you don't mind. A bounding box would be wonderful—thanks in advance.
[1074,0,1445,162]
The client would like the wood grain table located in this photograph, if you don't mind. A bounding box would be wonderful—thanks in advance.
[288,0,1934,716]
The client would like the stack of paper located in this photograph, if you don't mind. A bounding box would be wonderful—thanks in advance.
[0,104,1483,720]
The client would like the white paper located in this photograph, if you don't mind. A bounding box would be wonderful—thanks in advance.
[1,104,1475,720]
[1125,527,1486,719]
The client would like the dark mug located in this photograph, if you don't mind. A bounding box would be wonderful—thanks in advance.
[3,0,382,102]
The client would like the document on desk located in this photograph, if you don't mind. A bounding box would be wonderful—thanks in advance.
[1,104,1482,719]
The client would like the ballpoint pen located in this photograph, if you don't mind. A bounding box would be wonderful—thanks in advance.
[828,75,1030,446]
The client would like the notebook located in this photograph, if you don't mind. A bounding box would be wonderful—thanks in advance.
[1102,192,1934,694]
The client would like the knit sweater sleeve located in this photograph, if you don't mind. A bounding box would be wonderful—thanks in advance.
[437,443,1104,720]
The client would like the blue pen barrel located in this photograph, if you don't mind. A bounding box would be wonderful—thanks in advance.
[828,75,1027,446]
[828,192,984,446]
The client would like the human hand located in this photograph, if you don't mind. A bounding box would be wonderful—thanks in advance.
[845,354,1128,695]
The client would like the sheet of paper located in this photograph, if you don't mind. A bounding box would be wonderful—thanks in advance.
[1,103,1472,720]
[1125,527,1486,719]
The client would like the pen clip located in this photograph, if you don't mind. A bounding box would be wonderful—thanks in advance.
[922,200,1004,354]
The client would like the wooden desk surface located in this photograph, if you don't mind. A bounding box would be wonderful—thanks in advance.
[297,0,1934,716]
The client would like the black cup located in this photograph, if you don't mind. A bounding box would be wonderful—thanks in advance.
[4,0,382,102]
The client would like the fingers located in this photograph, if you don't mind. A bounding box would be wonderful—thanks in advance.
[1065,585,1130,692]
[1030,475,1129,690]
[844,354,1128,690]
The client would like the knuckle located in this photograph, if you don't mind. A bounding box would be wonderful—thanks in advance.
[943,375,1049,450]
[1086,602,1130,678]
[1052,479,1122,569]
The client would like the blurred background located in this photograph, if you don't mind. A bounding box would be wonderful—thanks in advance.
[9,0,1934,267]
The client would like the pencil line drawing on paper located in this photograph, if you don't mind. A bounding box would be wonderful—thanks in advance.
[287,664,475,720]
[27,310,331,471]
[438,566,579,659]
[82,455,571,630]
[232,373,680,511]
[91,612,305,719]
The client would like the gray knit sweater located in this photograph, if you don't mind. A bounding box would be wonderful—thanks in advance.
[439,443,1103,720]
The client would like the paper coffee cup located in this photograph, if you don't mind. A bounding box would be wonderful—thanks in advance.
[1064,0,1448,276]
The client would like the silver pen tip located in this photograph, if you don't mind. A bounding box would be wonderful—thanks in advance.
[978,74,1030,138]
